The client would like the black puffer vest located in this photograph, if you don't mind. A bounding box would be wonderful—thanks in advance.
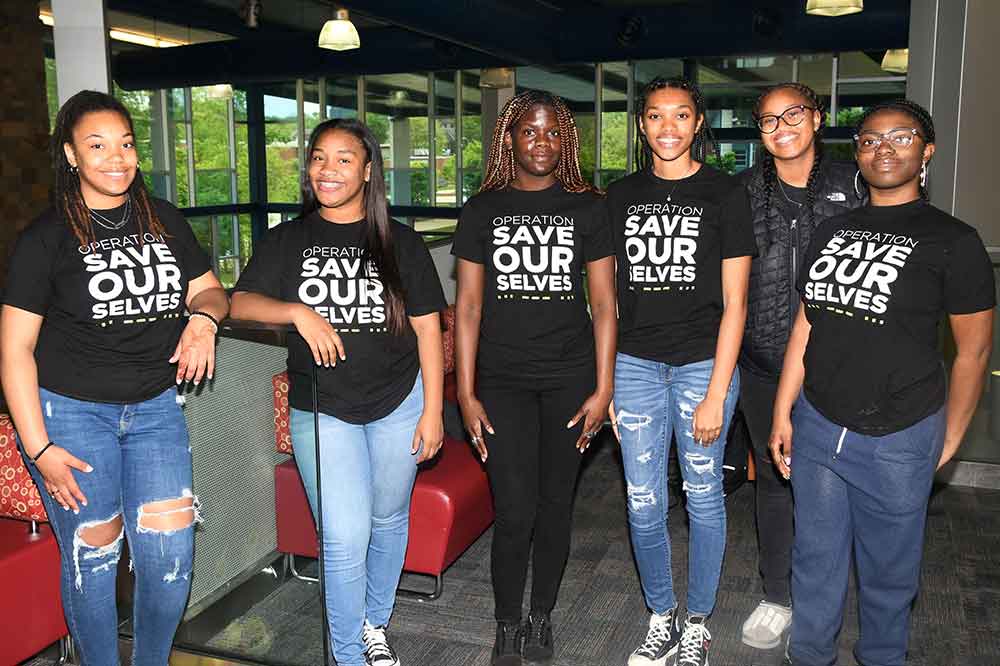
[739,158,865,379]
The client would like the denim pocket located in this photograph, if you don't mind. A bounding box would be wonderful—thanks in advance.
[872,409,944,464]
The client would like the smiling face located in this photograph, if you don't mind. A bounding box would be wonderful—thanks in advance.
[505,103,562,183]
[856,109,934,196]
[63,110,137,209]
[757,87,822,162]
[639,86,704,164]
[307,128,371,215]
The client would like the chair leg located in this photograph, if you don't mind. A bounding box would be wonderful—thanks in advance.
[288,553,319,583]
[396,573,443,602]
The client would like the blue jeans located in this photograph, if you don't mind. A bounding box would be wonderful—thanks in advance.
[614,353,738,617]
[789,396,944,666]
[290,375,423,666]
[22,386,197,666]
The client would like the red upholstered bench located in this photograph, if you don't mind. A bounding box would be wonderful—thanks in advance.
[272,306,494,599]
[0,414,71,664]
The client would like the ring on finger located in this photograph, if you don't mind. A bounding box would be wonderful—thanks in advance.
[471,435,481,444]
[584,431,597,440]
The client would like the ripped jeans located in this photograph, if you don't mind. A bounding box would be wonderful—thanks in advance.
[22,386,199,666]
[614,353,738,617]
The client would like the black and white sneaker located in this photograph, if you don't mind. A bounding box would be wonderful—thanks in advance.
[676,615,712,666]
[627,607,681,666]
[363,620,400,666]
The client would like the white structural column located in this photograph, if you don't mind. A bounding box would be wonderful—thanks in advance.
[907,0,1000,245]
[52,0,111,102]
[480,86,516,167]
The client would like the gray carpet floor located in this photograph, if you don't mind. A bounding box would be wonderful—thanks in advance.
[200,435,1000,666]
[23,435,1000,665]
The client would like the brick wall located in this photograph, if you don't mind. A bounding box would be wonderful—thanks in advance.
[0,0,52,287]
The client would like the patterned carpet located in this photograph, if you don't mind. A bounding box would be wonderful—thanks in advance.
[24,434,1000,665]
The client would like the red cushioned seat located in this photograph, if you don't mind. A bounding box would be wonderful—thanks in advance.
[0,519,67,665]
[274,435,493,577]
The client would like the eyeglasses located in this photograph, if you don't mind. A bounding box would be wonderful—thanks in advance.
[754,105,815,134]
[853,128,924,152]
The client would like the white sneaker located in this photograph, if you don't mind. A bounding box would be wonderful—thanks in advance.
[362,620,401,666]
[741,600,792,650]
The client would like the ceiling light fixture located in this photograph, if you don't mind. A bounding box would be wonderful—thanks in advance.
[880,48,909,74]
[479,67,515,89]
[239,0,262,29]
[805,0,863,16]
[207,84,235,99]
[39,11,186,47]
[318,8,360,51]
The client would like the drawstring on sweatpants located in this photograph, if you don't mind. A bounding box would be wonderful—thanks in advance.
[835,427,847,457]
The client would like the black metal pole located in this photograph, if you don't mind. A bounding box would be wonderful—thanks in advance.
[311,362,330,666]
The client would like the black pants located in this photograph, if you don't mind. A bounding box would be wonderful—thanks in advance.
[479,374,594,622]
[738,369,793,607]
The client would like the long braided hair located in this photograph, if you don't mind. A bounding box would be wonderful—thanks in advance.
[479,89,597,194]
[634,77,714,171]
[300,118,408,336]
[753,82,825,217]
[854,99,935,200]
[51,90,165,247]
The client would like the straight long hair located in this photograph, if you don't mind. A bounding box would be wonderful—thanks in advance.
[51,90,165,246]
[300,119,407,335]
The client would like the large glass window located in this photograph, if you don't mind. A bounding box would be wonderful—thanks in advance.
[263,84,301,204]
[366,73,431,207]
[191,86,237,206]
[432,72,458,207]
[325,76,358,119]
[460,70,483,202]
[599,61,630,187]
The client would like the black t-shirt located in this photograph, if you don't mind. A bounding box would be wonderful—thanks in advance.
[606,165,757,365]
[234,214,446,424]
[797,200,995,435]
[2,199,212,403]
[451,183,614,383]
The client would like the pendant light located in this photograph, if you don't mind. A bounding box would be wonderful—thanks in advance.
[479,67,515,89]
[806,0,863,16]
[318,8,360,51]
[880,49,909,74]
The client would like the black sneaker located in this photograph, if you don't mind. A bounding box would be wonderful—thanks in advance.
[628,606,682,666]
[492,621,523,666]
[362,620,400,666]
[676,614,712,666]
[522,612,554,663]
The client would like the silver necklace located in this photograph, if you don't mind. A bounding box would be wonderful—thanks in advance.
[661,163,697,202]
[89,196,131,231]
[777,179,804,208]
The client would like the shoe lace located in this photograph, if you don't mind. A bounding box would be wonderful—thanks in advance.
[363,624,395,660]
[528,614,549,645]
[677,621,711,665]
[635,615,671,658]
[499,622,521,653]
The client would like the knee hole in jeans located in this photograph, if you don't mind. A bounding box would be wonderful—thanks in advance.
[72,514,125,590]
[136,490,202,534]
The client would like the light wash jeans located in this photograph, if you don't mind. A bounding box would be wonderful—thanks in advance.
[23,386,197,666]
[290,374,423,666]
[614,353,739,616]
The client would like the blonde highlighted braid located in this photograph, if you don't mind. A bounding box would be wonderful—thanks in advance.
[479,90,598,194]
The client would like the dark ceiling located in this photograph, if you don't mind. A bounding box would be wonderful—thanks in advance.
[101,0,911,90]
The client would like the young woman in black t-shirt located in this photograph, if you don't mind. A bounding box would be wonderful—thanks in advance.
[452,90,616,666]
[230,119,446,666]
[737,82,864,650]
[770,100,994,666]
[605,78,755,666]
[1,91,229,666]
